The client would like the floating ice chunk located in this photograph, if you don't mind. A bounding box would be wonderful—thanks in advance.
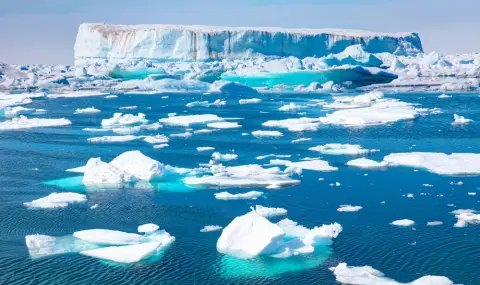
[183,164,300,189]
[73,229,143,245]
[82,158,137,185]
[452,209,480,228]
[452,114,473,125]
[310,144,378,155]
[119,106,138,110]
[239,98,262,104]
[102,113,148,127]
[47,91,109,98]
[80,242,162,264]
[256,154,291,160]
[213,99,226,106]
[197,147,215,152]
[263,117,320,132]
[450,181,464,186]
[25,234,58,259]
[110,150,168,181]
[468,192,476,196]
[346,158,388,169]
[170,132,192,138]
[0,116,71,130]
[74,107,101,114]
[153,143,169,149]
[383,152,480,176]
[216,212,285,259]
[105,95,118,99]
[88,135,141,143]
[407,193,415,199]
[390,219,415,227]
[186,101,210,108]
[194,129,217,134]
[251,130,283,138]
[66,166,86,173]
[24,192,87,209]
[4,106,36,116]
[269,159,338,172]
[253,205,287,218]
[138,223,160,233]
[438,93,452,99]
[427,221,443,226]
[212,152,238,162]
[337,205,362,212]
[291,138,312,143]
[278,103,305,112]
[90,204,98,209]
[207,122,241,129]
[143,134,169,144]
[330,262,456,285]
[200,225,223,232]
[215,191,264,200]
[422,184,433,187]
[160,114,224,127]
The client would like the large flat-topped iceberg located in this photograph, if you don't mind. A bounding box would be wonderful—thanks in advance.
[75,23,423,62]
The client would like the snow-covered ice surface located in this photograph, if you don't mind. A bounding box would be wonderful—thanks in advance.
[214,191,264,200]
[24,192,87,209]
[0,116,71,130]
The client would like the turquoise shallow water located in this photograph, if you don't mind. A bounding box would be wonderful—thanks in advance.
[0,91,479,284]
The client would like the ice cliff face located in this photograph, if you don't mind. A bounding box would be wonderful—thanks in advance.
[74,23,423,63]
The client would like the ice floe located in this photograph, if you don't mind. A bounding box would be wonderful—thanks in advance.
[269,159,338,172]
[207,122,241,129]
[256,154,291,160]
[197,147,215,152]
[80,242,162,264]
[239,98,262,104]
[451,114,473,125]
[309,143,378,155]
[74,107,101,114]
[200,225,223,232]
[4,106,36,116]
[383,152,480,176]
[24,192,87,209]
[390,219,415,227]
[251,130,283,138]
[330,263,456,285]
[452,209,480,228]
[215,191,264,200]
[101,113,148,127]
[291,138,312,143]
[0,116,71,130]
[278,103,306,112]
[73,229,143,245]
[337,205,363,212]
[160,114,224,127]
[253,205,288,218]
[427,221,443,226]
[83,158,137,185]
[87,135,141,143]
[211,152,238,162]
[144,134,169,144]
[346,158,388,169]
[138,223,160,233]
[109,150,170,181]
[183,164,300,189]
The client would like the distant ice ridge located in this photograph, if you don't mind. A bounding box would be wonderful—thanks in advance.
[216,211,342,259]
[25,226,175,264]
[75,23,422,63]
[330,263,456,285]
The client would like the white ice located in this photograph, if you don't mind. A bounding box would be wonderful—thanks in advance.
[251,130,283,138]
[451,114,473,125]
[346,158,388,169]
[200,225,223,232]
[82,157,137,185]
[269,159,338,172]
[452,209,480,228]
[101,113,148,127]
[337,205,363,212]
[383,152,480,176]
[88,135,141,143]
[211,152,238,162]
[24,192,87,209]
[239,98,262,104]
[109,150,169,181]
[73,229,143,245]
[159,114,224,127]
[309,143,378,155]
[138,223,160,233]
[0,116,71,130]
[207,122,241,129]
[390,219,415,227]
[197,147,215,152]
[253,205,288,218]
[330,263,456,285]
[74,107,101,114]
[214,191,264,200]
[80,242,162,264]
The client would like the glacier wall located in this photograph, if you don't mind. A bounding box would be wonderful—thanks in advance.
[74,23,423,63]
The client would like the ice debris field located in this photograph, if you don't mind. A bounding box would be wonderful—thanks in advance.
[0,23,478,285]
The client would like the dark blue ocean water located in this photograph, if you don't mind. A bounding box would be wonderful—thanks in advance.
[0,91,479,284]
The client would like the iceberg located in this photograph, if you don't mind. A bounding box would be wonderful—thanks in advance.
[216,212,285,259]
[330,263,456,285]
[75,23,422,63]
[24,192,87,209]
[82,157,137,185]
[101,113,148,127]
[109,150,168,181]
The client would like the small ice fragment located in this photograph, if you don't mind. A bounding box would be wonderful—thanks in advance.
[337,205,362,212]
[427,221,443,226]
[138,223,160,233]
[200,225,223,232]
[215,191,264,200]
[390,219,415,227]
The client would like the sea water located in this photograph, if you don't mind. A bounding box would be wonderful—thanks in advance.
[0,91,478,284]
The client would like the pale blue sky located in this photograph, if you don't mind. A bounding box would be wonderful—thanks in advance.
[0,0,478,64]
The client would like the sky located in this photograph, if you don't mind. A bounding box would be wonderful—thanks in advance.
[0,0,478,64]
